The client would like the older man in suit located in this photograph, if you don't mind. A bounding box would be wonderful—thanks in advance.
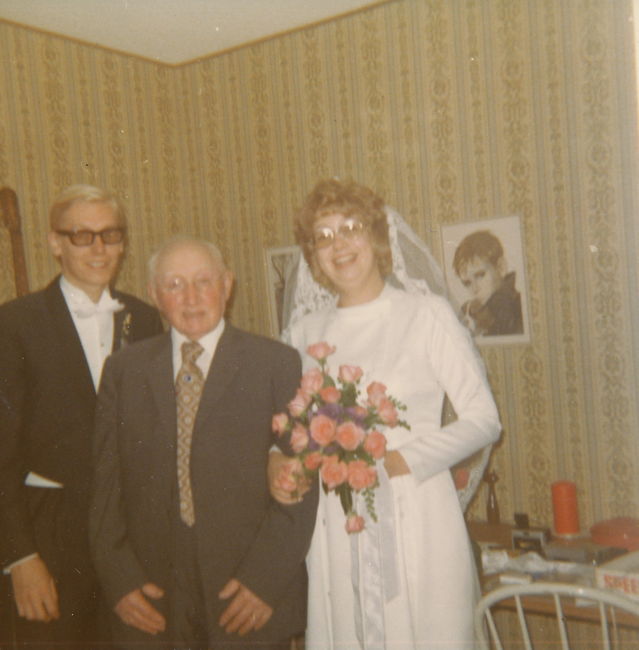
[90,236,317,650]
[0,184,163,648]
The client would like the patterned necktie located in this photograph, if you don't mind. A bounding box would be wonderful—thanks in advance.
[175,340,204,527]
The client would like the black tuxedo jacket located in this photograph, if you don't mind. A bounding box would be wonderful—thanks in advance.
[0,278,163,568]
[90,324,318,644]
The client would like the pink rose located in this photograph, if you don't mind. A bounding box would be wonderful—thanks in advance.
[454,468,470,489]
[347,460,377,490]
[345,513,365,534]
[339,365,363,383]
[320,455,348,489]
[290,423,310,453]
[319,386,341,403]
[272,412,289,436]
[274,458,303,493]
[309,414,336,446]
[377,397,399,427]
[288,389,311,417]
[363,430,387,459]
[307,342,336,361]
[301,367,323,395]
[366,381,388,407]
[335,421,365,451]
[352,405,368,419]
[303,451,323,472]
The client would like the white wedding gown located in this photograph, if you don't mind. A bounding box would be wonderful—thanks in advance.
[287,285,501,650]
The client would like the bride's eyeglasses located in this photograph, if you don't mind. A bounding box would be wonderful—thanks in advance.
[312,218,366,249]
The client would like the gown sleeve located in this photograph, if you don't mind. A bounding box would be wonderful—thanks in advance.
[398,295,501,484]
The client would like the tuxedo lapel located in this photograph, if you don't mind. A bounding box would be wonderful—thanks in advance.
[43,279,96,399]
[193,325,242,432]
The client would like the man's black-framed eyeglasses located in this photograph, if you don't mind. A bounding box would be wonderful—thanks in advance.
[55,228,126,247]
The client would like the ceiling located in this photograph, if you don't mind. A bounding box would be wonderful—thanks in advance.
[0,0,385,65]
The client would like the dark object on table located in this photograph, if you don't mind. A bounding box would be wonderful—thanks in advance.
[511,527,550,553]
[485,471,500,525]
[544,537,626,564]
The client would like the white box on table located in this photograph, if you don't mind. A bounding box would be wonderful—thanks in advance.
[595,549,639,601]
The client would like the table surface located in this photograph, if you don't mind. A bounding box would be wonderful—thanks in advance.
[469,520,639,629]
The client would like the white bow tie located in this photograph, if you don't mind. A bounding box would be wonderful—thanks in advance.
[72,296,125,318]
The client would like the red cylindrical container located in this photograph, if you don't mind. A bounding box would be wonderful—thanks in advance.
[551,481,579,536]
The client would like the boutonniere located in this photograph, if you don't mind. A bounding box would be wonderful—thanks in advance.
[120,312,133,347]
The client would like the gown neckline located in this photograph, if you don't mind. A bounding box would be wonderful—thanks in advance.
[333,283,395,318]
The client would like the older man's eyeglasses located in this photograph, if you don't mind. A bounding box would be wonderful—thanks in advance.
[55,228,125,247]
[312,218,366,249]
[158,276,216,295]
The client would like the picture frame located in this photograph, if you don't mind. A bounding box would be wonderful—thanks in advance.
[441,215,530,345]
[264,245,300,337]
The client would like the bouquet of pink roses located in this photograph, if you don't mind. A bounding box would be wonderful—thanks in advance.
[272,342,409,534]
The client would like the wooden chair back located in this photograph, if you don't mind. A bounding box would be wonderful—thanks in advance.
[0,187,29,296]
[475,581,639,649]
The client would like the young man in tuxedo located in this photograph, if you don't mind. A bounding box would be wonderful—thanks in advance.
[90,236,317,649]
[0,185,163,648]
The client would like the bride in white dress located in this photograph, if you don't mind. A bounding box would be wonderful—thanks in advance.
[270,178,501,649]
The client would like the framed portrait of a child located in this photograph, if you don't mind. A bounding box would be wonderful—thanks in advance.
[441,215,531,345]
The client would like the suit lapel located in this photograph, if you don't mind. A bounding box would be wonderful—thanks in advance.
[146,333,178,444]
[139,335,178,516]
[193,325,242,431]
[143,326,243,449]
[44,278,96,399]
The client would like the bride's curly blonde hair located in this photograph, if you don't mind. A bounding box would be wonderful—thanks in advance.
[295,178,392,291]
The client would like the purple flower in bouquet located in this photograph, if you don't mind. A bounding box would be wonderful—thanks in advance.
[272,342,409,533]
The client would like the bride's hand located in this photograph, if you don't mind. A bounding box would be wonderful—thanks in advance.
[268,450,310,504]
[384,450,411,478]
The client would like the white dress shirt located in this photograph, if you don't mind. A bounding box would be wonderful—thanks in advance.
[171,318,225,381]
[60,275,124,390]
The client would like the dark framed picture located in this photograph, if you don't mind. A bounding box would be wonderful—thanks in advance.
[441,215,530,345]
[264,245,300,337]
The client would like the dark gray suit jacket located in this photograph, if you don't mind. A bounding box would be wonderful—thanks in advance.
[90,324,318,645]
